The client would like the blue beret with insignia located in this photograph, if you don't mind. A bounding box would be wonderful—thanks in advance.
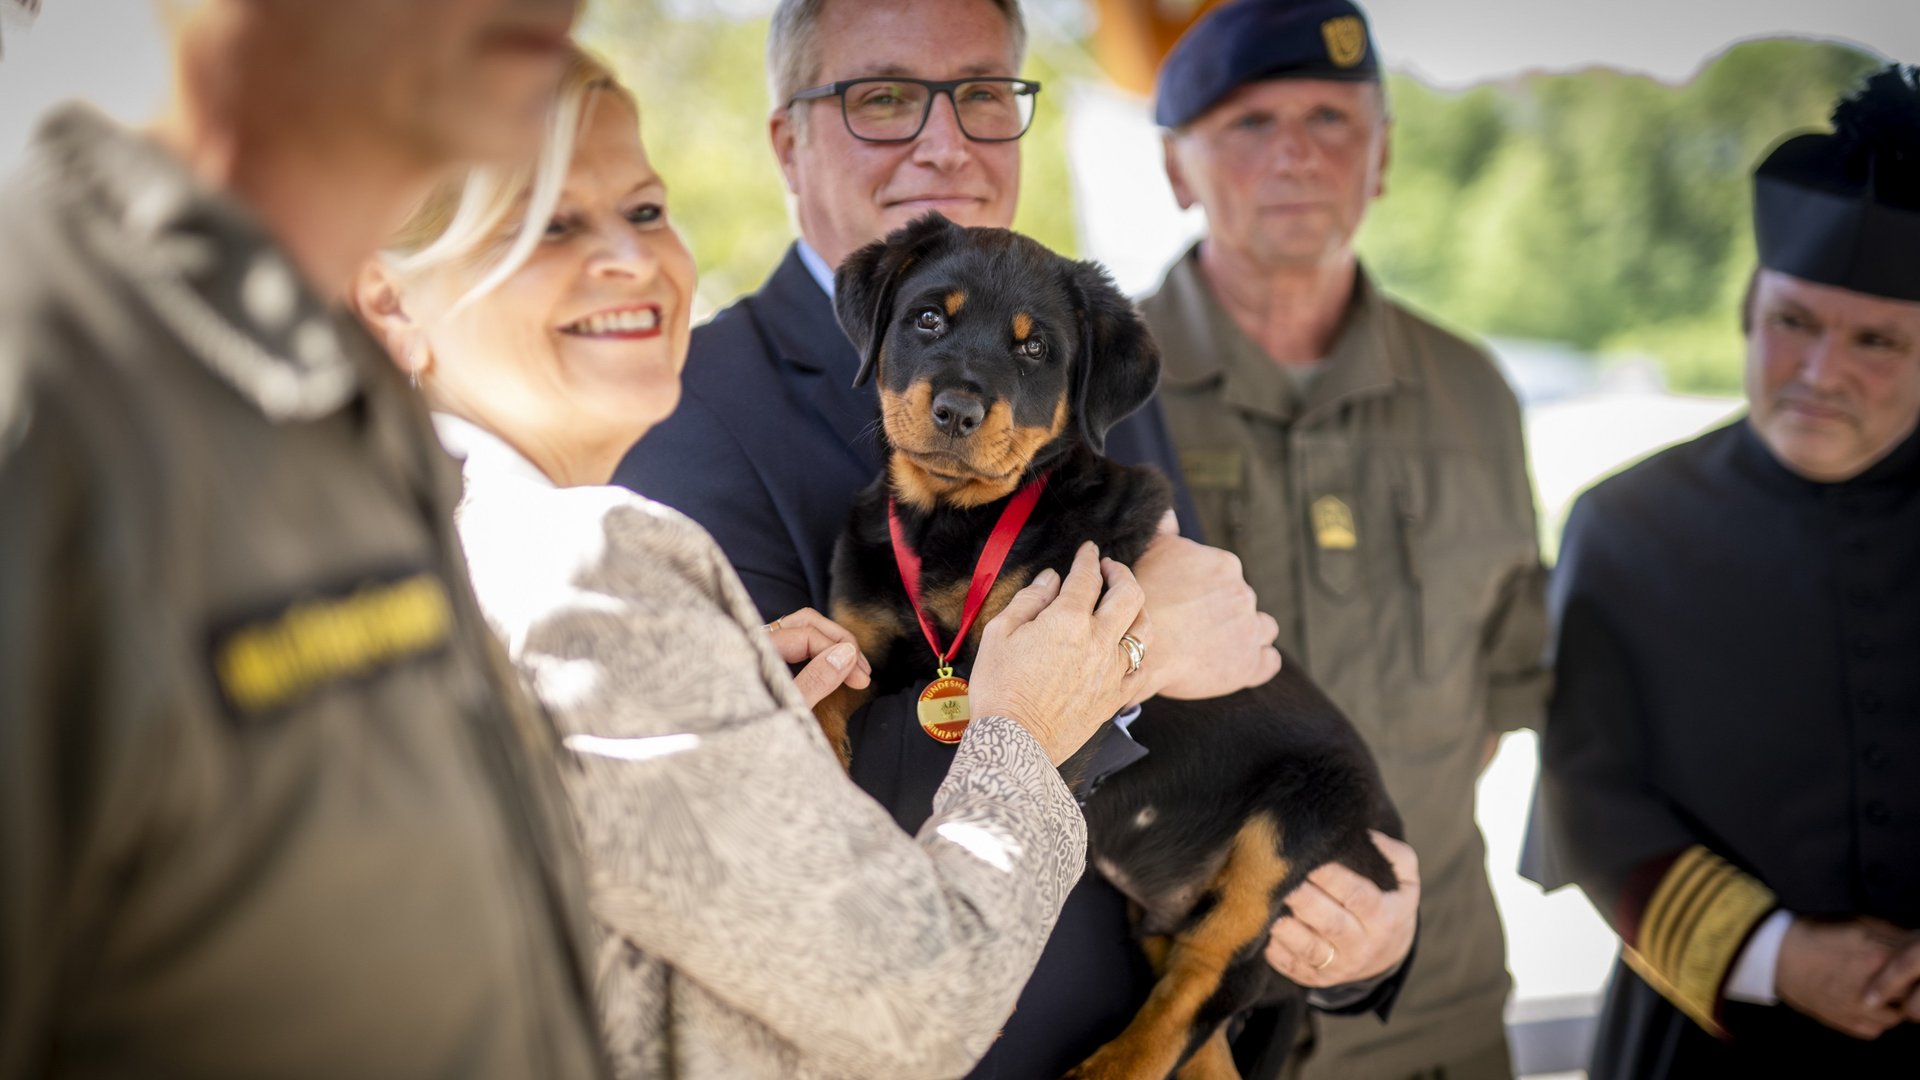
[1154,0,1380,130]
[1755,64,1920,302]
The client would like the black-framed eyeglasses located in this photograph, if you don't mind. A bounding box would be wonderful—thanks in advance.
[788,77,1042,143]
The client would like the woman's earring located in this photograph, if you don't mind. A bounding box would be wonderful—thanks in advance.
[407,346,425,389]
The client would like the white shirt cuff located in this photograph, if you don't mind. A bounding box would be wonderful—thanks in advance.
[1724,909,1792,1005]
[1112,704,1142,734]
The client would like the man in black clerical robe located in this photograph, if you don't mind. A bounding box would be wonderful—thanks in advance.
[1524,64,1920,1078]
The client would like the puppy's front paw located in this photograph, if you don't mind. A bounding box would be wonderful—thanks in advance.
[812,683,862,773]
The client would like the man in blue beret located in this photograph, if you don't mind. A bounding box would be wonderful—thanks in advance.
[1139,1,1551,1077]
[1524,65,1920,1078]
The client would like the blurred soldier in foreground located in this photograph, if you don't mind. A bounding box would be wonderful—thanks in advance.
[0,2,615,1077]
[1526,65,1920,1078]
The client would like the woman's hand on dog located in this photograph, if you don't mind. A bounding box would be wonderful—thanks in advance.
[1129,511,1283,705]
[767,607,874,708]
[971,542,1152,765]
[1265,832,1421,989]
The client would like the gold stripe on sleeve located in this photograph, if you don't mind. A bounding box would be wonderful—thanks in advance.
[1623,845,1776,1037]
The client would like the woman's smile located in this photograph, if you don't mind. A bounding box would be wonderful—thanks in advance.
[560,303,664,339]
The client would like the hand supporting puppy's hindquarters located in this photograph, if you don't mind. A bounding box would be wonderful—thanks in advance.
[1130,511,1282,704]
[971,542,1152,765]
[1266,832,1421,988]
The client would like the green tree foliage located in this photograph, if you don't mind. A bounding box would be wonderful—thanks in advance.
[1360,40,1880,392]
[581,4,791,315]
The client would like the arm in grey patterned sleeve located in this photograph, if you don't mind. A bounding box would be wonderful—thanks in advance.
[515,498,1086,1080]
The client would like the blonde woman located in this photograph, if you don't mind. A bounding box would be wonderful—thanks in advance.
[353,51,1151,1079]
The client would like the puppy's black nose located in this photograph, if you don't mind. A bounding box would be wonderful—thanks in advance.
[931,390,986,437]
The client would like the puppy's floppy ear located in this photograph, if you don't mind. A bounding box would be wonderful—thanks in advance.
[1067,259,1162,454]
[834,213,961,388]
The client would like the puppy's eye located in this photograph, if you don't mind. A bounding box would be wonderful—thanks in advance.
[1018,338,1048,361]
[915,309,945,333]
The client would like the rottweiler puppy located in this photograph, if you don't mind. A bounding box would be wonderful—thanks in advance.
[817,213,1405,1080]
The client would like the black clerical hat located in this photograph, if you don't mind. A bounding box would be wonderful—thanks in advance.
[1154,0,1379,130]
[1753,64,1920,302]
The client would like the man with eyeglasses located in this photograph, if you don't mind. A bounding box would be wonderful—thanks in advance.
[787,74,1042,144]
[1138,2,1549,1077]
[616,0,1414,1076]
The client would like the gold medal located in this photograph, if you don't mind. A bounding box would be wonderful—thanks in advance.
[917,671,971,744]
[890,476,1049,749]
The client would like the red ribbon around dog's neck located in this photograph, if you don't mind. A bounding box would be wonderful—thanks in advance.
[888,474,1049,675]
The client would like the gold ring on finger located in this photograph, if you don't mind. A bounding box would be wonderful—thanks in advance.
[1119,633,1146,676]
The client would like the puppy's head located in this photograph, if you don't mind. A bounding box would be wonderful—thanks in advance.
[835,213,1160,510]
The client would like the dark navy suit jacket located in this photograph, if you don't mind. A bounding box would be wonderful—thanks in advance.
[616,246,1391,1078]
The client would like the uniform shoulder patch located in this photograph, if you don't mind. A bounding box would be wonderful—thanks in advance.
[207,568,454,720]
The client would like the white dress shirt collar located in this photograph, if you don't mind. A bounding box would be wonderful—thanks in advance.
[431,412,556,490]
[796,238,837,300]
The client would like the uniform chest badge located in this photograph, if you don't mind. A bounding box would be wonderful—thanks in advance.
[1312,495,1358,551]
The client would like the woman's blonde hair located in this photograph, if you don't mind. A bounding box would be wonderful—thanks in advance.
[382,48,635,315]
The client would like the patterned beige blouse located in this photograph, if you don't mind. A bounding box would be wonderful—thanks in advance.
[437,415,1088,1079]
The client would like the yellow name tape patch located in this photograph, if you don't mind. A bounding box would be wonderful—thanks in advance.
[212,571,454,717]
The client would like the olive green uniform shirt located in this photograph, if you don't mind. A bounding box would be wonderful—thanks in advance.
[0,106,610,1080]
[1141,246,1550,1079]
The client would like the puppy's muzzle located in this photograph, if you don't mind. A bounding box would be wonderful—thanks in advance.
[930,389,986,438]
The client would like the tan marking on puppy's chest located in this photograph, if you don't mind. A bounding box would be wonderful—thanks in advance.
[923,571,1035,658]
[830,602,907,667]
